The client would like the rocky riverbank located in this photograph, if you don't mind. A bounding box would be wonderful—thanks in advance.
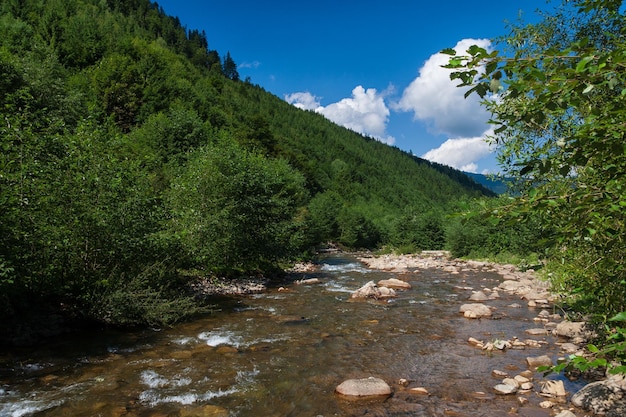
[190,250,626,416]
[352,251,626,417]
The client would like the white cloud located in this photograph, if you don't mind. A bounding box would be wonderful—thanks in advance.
[395,38,492,138]
[284,91,321,111]
[422,129,493,172]
[421,133,493,173]
[285,86,395,145]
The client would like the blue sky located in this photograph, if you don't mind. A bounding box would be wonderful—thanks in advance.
[157,0,550,174]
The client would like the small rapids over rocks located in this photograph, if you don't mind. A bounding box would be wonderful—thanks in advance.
[0,252,594,417]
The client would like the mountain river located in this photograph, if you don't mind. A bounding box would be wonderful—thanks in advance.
[0,253,586,417]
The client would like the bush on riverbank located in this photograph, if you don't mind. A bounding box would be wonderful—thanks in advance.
[445,197,546,263]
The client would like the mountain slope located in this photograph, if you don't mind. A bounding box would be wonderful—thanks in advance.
[0,0,497,329]
[464,172,510,195]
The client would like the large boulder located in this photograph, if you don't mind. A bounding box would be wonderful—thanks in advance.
[351,281,396,300]
[571,374,626,417]
[555,321,586,338]
[335,377,392,398]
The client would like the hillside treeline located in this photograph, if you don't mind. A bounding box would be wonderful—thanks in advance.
[0,0,539,334]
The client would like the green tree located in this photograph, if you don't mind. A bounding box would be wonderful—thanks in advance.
[390,209,446,253]
[166,138,307,274]
[337,207,381,249]
[89,52,142,130]
[223,51,239,81]
[444,0,626,315]
[306,190,343,243]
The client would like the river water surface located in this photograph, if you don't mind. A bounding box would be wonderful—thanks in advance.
[0,254,584,417]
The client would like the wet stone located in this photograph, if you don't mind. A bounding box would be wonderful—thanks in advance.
[459,303,492,318]
[541,380,567,397]
[527,355,553,369]
[494,384,518,395]
[335,377,392,398]
[377,278,412,289]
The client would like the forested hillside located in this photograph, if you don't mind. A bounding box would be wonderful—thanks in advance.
[0,0,495,333]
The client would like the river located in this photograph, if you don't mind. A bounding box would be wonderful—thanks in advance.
[0,253,585,417]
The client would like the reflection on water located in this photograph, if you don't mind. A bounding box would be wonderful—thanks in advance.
[0,254,582,416]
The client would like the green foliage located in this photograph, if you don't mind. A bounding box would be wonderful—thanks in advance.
[223,51,239,81]
[130,102,210,164]
[0,0,497,336]
[389,209,446,252]
[337,207,381,249]
[445,0,626,316]
[306,191,343,243]
[446,0,626,373]
[445,198,545,260]
[87,262,203,327]
[540,312,626,377]
[166,139,307,274]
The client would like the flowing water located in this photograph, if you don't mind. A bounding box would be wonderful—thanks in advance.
[0,254,585,417]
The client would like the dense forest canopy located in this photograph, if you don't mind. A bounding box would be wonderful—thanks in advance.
[1,0,511,336]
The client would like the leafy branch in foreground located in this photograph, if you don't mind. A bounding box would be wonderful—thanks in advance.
[444,0,626,372]
[443,0,626,317]
[539,312,626,377]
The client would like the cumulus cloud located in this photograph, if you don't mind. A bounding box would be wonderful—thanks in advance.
[284,91,321,111]
[421,132,494,173]
[395,38,492,138]
[285,86,395,145]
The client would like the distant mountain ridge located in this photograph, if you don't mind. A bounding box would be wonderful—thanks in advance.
[464,172,510,195]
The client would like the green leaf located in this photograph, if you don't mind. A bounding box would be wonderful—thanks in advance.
[576,56,594,73]
[468,45,487,56]
[609,312,626,322]
[609,365,626,375]
[447,58,464,68]
[440,48,457,55]
[583,84,595,94]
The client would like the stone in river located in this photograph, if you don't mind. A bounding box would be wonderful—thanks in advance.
[571,374,626,416]
[377,278,412,289]
[459,303,492,318]
[335,377,392,398]
[351,281,397,300]
[469,291,489,301]
[555,321,586,338]
[541,380,566,397]
[526,355,553,369]
[494,384,518,395]
[525,328,548,336]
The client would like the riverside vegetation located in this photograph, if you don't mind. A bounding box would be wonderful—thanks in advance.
[0,0,498,341]
[0,0,624,380]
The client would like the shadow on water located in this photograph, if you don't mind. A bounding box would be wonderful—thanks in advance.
[0,253,587,417]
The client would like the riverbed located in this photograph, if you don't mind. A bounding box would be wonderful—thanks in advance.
[0,253,586,417]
